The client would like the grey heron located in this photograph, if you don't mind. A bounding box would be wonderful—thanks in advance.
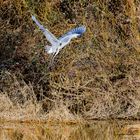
[32,15,86,58]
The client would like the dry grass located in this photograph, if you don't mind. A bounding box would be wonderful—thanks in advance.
[0,0,140,122]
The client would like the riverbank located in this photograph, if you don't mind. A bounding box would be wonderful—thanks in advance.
[0,0,140,121]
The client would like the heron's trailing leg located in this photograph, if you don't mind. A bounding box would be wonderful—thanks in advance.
[48,49,60,66]
[53,48,60,59]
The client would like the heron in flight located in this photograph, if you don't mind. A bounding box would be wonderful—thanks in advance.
[32,15,86,58]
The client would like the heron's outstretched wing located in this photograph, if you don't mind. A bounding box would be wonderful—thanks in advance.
[32,16,59,45]
[59,26,86,40]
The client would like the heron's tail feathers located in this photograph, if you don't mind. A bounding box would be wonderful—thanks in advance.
[45,45,54,54]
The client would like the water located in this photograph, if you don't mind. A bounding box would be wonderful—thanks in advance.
[0,120,139,140]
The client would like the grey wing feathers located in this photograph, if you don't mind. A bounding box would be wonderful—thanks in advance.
[32,16,59,45]
[59,26,86,40]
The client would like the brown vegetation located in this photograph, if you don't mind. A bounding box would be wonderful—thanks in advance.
[0,0,140,122]
[0,120,135,140]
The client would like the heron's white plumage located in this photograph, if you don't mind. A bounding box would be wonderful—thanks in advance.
[59,26,86,40]
[32,16,59,45]
[32,15,86,57]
